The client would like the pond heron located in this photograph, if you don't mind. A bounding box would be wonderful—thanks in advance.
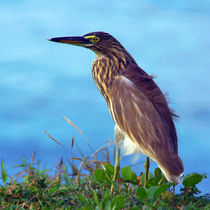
[48,32,184,186]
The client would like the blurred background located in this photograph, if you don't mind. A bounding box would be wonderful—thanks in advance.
[0,0,210,193]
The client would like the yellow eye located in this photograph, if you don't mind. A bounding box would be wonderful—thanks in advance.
[92,36,100,43]
[84,35,100,43]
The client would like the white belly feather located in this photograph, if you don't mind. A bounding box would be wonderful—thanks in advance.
[115,125,147,162]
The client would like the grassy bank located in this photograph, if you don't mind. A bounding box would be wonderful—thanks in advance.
[1,150,209,209]
[1,119,210,209]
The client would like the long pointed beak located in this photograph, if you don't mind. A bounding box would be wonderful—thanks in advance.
[47,36,91,46]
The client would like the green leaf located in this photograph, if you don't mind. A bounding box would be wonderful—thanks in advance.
[183,173,203,188]
[154,168,163,182]
[121,166,131,180]
[121,166,137,183]
[111,179,118,191]
[80,206,92,210]
[111,195,124,210]
[146,177,158,187]
[154,200,168,208]
[204,204,210,210]
[104,163,114,175]
[153,184,169,199]
[78,194,86,202]
[101,190,110,209]
[103,201,111,210]
[93,190,101,209]
[94,169,106,183]
[154,168,162,177]
[141,172,153,187]
[136,187,147,200]
[1,160,7,184]
[104,163,114,183]
[48,185,58,194]
[136,187,154,208]
[0,185,5,191]
[147,186,158,200]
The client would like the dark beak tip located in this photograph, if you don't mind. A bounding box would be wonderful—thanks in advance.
[47,37,64,43]
[47,38,55,42]
[47,36,89,44]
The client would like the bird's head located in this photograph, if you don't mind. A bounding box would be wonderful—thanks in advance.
[48,31,128,58]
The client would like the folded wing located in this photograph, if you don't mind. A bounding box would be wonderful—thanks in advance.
[109,64,183,182]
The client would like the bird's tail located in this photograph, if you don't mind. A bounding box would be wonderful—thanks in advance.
[156,153,184,184]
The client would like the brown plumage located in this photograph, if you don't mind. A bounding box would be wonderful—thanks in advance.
[49,31,184,183]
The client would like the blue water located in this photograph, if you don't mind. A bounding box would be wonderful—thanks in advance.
[1,0,210,194]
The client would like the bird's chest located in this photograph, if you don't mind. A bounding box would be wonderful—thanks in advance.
[92,58,116,105]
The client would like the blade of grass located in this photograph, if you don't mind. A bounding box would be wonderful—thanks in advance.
[63,166,72,186]
[93,190,101,209]
[77,157,87,183]
[44,130,65,148]
[75,143,85,158]
[63,115,94,153]
[22,156,26,167]
[1,160,7,184]
[29,151,36,175]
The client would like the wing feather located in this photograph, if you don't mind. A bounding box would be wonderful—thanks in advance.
[109,64,183,179]
[110,75,174,156]
[122,63,178,152]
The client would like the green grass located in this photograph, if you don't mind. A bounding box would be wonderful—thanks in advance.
[1,118,210,209]
[1,149,209,209]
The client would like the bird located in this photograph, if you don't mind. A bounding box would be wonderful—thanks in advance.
[48,31,184,185]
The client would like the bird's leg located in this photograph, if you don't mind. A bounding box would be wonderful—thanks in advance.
[112,142,120,184]
[110,125,123,193]
[144,156,150,186]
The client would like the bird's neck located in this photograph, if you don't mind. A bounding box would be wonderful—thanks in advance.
[92,52,134,106]
[94,46,136,66]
